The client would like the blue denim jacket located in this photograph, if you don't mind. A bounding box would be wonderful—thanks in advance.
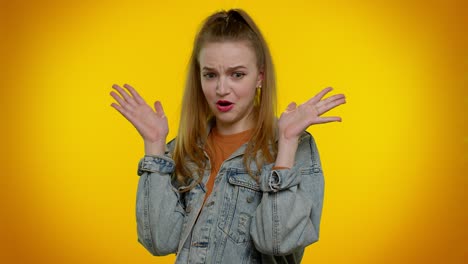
[135,130,324,263]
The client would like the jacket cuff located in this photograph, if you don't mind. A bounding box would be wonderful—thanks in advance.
[259,164,302,192]
[137,155,175,176]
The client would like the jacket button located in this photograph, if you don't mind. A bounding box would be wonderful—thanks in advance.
[246,196,254,203]
[186,206,192,213]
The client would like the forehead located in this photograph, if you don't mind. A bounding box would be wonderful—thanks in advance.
[199,41,257,68]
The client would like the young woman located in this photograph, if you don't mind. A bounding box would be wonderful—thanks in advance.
[110,9,345,264]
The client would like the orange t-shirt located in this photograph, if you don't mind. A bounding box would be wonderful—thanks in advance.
[204,127,253,202]
[203,127,290,203]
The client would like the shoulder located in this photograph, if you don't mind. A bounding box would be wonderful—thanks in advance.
[296,131,321,166]
[299,130,313,143]
[297,130,316,149]
[165,138,177,156]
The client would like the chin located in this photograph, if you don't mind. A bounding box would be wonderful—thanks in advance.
[214,116,237,125]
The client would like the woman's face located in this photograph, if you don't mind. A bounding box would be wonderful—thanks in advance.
[198,40,263,134]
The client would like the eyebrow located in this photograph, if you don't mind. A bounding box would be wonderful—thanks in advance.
[202,65,247,71]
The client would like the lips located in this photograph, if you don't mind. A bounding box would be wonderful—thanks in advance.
[216,100,234,112]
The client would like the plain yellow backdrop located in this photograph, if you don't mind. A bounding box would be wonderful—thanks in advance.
[2,0,466,263]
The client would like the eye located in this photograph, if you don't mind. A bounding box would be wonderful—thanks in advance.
[232,72,245,79]
[203,72,216,79]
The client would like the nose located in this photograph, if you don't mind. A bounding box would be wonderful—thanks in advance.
[216,77,230,96]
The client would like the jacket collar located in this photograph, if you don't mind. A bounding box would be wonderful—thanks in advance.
[198,117,280,164]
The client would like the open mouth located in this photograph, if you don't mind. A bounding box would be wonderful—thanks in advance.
[217,100,233,106]
[216,100,234,112]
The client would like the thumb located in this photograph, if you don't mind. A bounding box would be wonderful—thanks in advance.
[286,102,297,112]
[154,101,166,117]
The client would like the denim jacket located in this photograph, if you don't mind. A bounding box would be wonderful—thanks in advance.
[135,129,324,264]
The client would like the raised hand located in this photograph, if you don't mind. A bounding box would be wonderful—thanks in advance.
[278,87,346,140]
[110,84,169,148]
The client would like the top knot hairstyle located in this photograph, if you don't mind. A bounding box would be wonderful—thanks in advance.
[173,9,278,190]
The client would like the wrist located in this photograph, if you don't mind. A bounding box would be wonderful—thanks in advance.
[275,136,299,168]
[278,134,299,146]
[144,139,166,156]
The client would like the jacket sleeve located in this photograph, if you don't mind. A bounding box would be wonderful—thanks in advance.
[250,132,325,256]
[136,153,186,256]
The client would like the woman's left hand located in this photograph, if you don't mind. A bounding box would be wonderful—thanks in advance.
[278,87,346,141]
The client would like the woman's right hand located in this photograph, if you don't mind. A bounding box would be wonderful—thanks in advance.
[110,84,169,154]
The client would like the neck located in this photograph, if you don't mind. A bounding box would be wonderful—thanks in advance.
[215,112,256,135]
[215,122,253,135]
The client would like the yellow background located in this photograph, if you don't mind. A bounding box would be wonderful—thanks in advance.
[2,0,466,263]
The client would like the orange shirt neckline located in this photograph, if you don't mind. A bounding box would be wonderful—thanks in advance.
[203,127,254,202]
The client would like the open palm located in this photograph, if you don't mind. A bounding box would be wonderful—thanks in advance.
[110,83,168,143]
[278,87,346,140]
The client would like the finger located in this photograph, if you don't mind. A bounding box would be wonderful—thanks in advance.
[315,94,346,112]
[306,87,333,105]
[110,102,133,121]
[123,83,146,105]
[110,91,134,110]
[316,94,345,111]
[112,84,138,107]
[316,116,342,124]
[154,101,166,117]
[317,97,346,115]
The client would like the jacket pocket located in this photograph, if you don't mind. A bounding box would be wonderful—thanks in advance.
[217,168,262,244]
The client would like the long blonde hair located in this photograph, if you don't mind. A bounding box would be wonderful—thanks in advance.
[173,9,278,190]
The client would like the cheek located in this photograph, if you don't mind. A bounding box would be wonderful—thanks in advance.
[238,85,256,101]
[201,83,215,100]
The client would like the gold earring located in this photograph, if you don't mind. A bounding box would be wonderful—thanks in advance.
[255,85,262,106]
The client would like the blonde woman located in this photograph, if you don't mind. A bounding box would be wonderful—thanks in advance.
[110,8,346,264]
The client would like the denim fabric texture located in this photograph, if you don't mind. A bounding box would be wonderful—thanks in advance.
[135,130,325,264]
